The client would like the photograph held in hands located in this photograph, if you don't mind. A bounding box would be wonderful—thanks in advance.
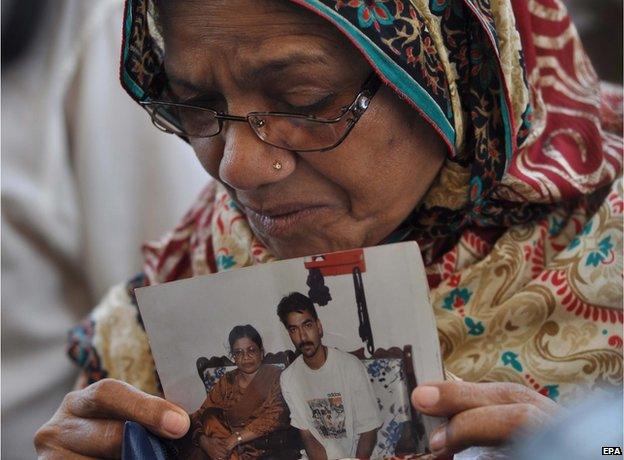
[136,242,445,459]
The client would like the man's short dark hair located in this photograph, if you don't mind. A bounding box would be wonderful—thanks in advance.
[276,292,318,326]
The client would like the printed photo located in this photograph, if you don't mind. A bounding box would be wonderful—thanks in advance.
[136,242,445,459]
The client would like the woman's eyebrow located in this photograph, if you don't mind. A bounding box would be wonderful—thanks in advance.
[166,75,204,94]
[242,52,330,84]
[165,52,330,93]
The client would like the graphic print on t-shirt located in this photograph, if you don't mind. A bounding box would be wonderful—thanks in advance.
[307,393,346,439]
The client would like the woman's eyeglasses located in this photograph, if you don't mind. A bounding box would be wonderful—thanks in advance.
[231,346,261,361]
[140,74,381,153]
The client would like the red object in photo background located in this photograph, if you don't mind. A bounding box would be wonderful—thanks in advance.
[304,248,366,276]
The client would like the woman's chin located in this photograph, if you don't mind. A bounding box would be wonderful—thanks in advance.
[239,365,261,374]
[248,210,369,259]
[261,235,362,260]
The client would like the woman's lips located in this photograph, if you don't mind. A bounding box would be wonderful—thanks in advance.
[244,204,332,238]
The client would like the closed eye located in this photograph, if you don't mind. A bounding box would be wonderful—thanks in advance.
[182,94,226,111]
[282,93,336,115]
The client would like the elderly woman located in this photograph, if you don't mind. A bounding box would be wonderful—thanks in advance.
[36,0,622,459]
[186,325,291,460]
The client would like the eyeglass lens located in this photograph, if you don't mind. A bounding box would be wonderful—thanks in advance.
[232,347,259,360]
[153,105,220,137]
[249,114,353,151]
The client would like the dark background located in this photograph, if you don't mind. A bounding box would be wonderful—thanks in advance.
[566,0,623,83]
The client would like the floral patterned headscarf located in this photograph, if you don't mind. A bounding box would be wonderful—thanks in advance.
[67,0,622,410]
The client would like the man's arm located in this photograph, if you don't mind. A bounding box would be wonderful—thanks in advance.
[355,428,377,458]
[300,429,328,460]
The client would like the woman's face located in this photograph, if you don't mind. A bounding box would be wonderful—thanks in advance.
[231,337,263,374]
[160,0,446,259]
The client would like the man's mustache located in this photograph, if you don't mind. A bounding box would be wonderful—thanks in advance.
[298,341,314,350]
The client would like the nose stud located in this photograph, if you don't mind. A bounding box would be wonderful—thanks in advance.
[272,160,283,171]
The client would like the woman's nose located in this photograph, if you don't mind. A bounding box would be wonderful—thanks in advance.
[218,120,295,191]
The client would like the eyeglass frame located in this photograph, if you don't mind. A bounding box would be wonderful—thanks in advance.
[140,73,382,153]
[230,345,262,361]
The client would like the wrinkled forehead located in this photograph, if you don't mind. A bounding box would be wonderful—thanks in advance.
[160,2,357,85]
[148,0,368,93]
[154,0,339,44]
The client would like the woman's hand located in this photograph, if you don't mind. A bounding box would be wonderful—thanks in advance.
[34,378,189,459]
[198,435,228,459]
[411,381,558,458]
[223,434,239,454]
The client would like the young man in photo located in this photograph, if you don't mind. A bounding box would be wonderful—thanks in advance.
[277,292,382,460]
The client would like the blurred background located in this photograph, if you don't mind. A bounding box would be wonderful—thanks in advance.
[1,0,622,458]
[1,0,208,457]
[566,0,623,83]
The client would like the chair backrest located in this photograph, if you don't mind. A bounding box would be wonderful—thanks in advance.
[200,363,285,393]
[197,350,295,393]
[361,356,418,457]
[350,346,425,457]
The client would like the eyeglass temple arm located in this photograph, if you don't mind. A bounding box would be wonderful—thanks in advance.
[214,113,248,122]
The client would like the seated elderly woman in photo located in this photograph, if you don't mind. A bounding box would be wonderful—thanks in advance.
[36,0,622,459]
[183,325,292,460]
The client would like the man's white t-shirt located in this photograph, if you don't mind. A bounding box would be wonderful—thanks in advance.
[280,347,382,459]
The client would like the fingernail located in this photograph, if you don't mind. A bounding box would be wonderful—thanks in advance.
[162,410,188,436]
[430,425,447,454]
[414,385,440,408]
